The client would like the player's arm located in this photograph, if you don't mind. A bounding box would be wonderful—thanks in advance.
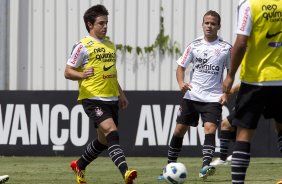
[223,0,251,93]
[176,65,192,93]
[223,34,248,93]
[118,83,128,110]
[64,65,93,80]
[219,69,230,105]
[230,83,241,94]
[64,43,94,80]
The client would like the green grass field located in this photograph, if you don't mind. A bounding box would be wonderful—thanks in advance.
[0,156,281,184]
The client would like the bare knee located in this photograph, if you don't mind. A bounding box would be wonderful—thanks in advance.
[173,123,189,137]
[221,118,232,131]
[204,122,217,134]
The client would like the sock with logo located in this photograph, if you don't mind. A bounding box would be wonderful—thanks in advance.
[202,134,215,167]
[278,131,282,153]
[168,135,183,163]
[77,139,108,170]
[107,131,128,176]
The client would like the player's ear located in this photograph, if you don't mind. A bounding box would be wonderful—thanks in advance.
[87,22,93,29]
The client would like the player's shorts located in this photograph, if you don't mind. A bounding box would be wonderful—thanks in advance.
[233,83,282,129]
[176,99,222,127]
[82,99,119,128]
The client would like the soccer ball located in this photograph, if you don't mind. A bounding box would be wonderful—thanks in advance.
[163,162,188,184]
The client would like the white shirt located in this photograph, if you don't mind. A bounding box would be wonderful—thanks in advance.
[236,0,252,36]
[176,36,231,102]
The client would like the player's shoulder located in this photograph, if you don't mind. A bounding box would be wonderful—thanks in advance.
[70,41,86,54]
[189,36,205,47]
[79,36,95,47]
[217,37,232,48]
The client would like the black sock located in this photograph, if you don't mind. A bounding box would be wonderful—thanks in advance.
[77,139,108,169]
[107,131,128,176]
[231,141,251,184]
[219,130,234,161]
[202,134,215,167]
[168,135,183,163]
[278,131,282,153]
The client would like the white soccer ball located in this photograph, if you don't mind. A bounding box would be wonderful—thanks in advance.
[163,162,188,184]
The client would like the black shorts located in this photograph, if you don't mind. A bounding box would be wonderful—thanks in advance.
[82,99,119,128]
[233,83,282,129]
[176,99,222,127]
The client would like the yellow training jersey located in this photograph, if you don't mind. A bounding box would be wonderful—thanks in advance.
[76,37,119,101]
[240,0,282,83]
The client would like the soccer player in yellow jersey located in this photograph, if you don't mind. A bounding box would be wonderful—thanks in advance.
[223,0,282,183]
[64,5,137,184]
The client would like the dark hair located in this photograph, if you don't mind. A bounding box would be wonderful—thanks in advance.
[83,4,109,33]
[203,10,221,25]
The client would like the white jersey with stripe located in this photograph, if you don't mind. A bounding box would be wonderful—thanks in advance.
[67,37,90,69]
[236,0,252,36]
[176,36,231,102]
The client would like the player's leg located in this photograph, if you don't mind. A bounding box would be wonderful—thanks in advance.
[198,102,221,180]
[70,99,109,184]
[199,122,217,180]
[158,99,195,181]
[274,120,282,153]
[211,116,236,166]
[231,83,263,184]
[99,118,137,184]
[168,99,198,164]
[73,128,108,170]
[231,127,254,184]
[168,123,189,163]
[157,123,189,181]
[272,88,282,184]
[70,132,108,184]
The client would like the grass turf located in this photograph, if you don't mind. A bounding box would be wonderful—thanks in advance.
[0,156,281,183]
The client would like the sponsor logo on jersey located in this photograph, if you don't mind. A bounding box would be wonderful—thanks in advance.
[195,57,220,74]
[181,47,191,65]
[240,6,250,31]
[95,52,116,62]
[266,30,282,39]
[214,49,221,56]
[94,107,103,117]
[268,42,282,48]
[103,64,115,71]
[71,44,83,64]
[262,4,282,21]
[103,74,117,79]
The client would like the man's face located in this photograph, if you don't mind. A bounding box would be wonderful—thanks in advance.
[202,15,220,40]
[91,15,108,39]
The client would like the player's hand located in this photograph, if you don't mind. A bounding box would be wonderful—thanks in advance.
[219,93,228,105]
[83,67,94,79]
[223,75,234,94]
[179,82,192,93]
[119,94,129,110]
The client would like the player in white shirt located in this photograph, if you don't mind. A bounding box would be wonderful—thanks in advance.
[158,10,231,182]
